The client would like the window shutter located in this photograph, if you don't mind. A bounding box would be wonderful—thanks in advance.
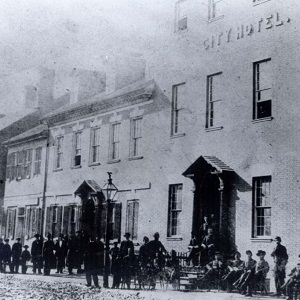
[6,153,12,180]
[113,203,122,241]
[26,208,31,238]
[126,202,133,236]
[77,206,82,232]
[46,207,52,236]
[99,203,107,239]
[1,209,7,237]
[63,206,70,236]
[55,206,63,237]
[12,209,16,239]
[27,149,32,178]
[133,202,139,239]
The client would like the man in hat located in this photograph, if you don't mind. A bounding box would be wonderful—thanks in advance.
[2,239,12,273]
[201,251,226,292]
[54,234,68,274]
[0,238,4,273]
[11,238,22,273]
[147,232,167,269]
[31,234,43,274]
[254,250,269,289]
[234,250,256,296]
[271,236,288,296]
[222,251,244,292]
[120,232,134,289]
[43,233,55,275]
[21,245,31,274]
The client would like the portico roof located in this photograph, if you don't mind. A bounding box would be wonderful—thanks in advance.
[182,155,234,177]
[74,180,102,196]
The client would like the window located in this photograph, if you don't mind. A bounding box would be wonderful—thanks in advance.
[208,0,225,21]
[110,123,120,161]
[23,149,32,178]
[90,127,101,164]
[16,207,25,240]
[167,184,183,237]
[73,132,82,167]
[252,176,272,238]
[130,118,142,157]
[6,152,17,180]
[171,83,186,135]
[34,147,42,175]
[26,207,41,239]
[7,208,16,239]
[126,200,139,240]
[253,59,272,120]
[175,0,188,32]
[206,72,223,128]
[55,136,63,170]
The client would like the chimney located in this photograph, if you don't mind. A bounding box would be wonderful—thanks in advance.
[37,67,55,111]
[24,85,38,109]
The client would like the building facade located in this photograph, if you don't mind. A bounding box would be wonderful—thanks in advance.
[1,1,300,290]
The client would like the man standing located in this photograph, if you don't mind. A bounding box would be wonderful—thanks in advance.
[0,238,4,273]
[31,234,43,274]
[201,228,215,266]
[43,233,55,276]
[271,236,288,296]
[120,232,135,289]
[54,234,68,274]
[11,238,22,273]
[2,239,12,273]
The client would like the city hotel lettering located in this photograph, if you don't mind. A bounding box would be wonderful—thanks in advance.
[204,12,291,50]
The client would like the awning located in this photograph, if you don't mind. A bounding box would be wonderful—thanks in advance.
[74,180,102,196]
[182,155,234,177]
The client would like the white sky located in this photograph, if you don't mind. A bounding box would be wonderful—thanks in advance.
[0,0,171,114]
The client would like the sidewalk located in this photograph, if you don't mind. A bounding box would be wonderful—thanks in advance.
[0,270,286,300]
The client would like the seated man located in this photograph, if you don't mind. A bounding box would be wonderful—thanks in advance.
[222,251,244,292]
[233,250,256,296]
[282,263,300,300]
[188,231,199,267]
[201,228,215,266]
[201,251,226,291]
[253,250,269,292]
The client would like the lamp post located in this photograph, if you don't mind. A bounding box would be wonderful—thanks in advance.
[102,172,118,288]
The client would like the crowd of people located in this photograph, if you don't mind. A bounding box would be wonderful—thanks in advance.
[0,224,300,299]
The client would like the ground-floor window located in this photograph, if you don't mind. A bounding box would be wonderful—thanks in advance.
[252,176,272,237]
[167,184,183,237]
[126,200,139,240]
[7,208,17,239]
[26,206,42,239]
[46,206,63,237]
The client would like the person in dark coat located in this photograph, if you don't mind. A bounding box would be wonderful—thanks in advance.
[120,232,135,289]
[188,231,200,267]
[0,238,4,273]
[201,228,215,266]
[66,234,78,275]
[110,242,121,289]
[43,233,55,276]
[21,245,31,274]
[271,236,288,296]
[31,234,43,274]
[95,237,105,275]
[147,232,167,269]
[84,236,101,288]
[200,216,210,240]
[2,239,12,273]
[11,237,22,273]
[54,234,68,274]
[139,236,149,267]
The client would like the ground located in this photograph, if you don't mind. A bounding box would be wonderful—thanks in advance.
[0,272,285,300]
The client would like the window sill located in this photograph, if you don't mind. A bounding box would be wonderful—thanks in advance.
[205,126,223,132]
[253,0,271,6]
[207,15,224,23]
[128,156,143,161]
[251,238,273,243]
[107,159,121,164]
[89,162,101,167]
[71,165,82,169]
[252,117,273,123]
[167,236,183,241]
[170,133,186,139]
[53,168,63,172]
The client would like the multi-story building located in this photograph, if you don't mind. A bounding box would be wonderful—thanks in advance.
[1,1,300,290]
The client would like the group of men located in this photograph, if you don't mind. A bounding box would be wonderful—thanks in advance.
[0,237,30,274]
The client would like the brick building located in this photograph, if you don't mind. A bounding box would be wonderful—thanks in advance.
[1,1,300,290]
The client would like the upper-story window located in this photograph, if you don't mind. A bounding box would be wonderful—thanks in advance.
[252,176,272,238]
[55,136,63,170]
[130,118,142,158]
[167,184,183,237]
[253,58,272,120]
[73,132,82,167]
[23,149,32,179]
[109,123,120,161]
[206,72,223,129]
[171,83,186,135]
[208,0,224,22]
[90,127,101,164]
[34,147,42,175]
[6,152,17,181]
[175,0,188,32]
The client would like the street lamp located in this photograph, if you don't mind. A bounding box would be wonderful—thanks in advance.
[102,172,118,288]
